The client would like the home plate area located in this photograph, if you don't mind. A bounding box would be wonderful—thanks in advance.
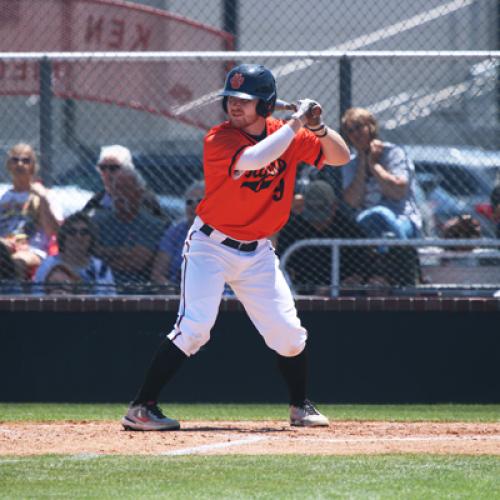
[1,421,499,456]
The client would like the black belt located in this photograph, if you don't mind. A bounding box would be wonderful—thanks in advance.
[200,224,258,252]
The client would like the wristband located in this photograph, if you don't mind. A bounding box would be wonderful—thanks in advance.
[314,127,328,138]
[305,123,325,132]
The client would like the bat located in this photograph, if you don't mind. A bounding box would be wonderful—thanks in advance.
[172,96,321,117]
[274,99,322,117]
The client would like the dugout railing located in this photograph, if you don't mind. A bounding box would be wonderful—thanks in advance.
[280,238,500,297]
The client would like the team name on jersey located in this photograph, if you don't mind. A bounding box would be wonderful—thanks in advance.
[241,158,287,193]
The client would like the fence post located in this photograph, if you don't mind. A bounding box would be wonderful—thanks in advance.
[39,57,53,186]
[339,55,352,125]
[497,0,500,134]
[223,0,238,48]
[331,243,340,298]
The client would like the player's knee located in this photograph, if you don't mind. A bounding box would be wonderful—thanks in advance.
[168,327,210,357]
[271,329,307,357]
[276,340,305,357]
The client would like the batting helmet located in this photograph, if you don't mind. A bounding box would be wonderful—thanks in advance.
[220,64,277,117]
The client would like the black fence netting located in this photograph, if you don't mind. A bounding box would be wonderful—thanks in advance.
[0,0,499,297]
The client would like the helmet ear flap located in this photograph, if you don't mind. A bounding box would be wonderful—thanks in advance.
[256,100,269,118]
[256,97,276,118]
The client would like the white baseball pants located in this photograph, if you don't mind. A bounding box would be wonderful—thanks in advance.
[168,216,307,357]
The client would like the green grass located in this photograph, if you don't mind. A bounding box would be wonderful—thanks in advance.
[1,404,499,498]
[0,403,499,422]
[0,455,498,499]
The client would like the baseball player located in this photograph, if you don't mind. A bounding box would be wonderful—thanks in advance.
[122,64,350,431]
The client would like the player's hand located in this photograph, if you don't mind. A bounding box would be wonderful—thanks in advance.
[303,100,323,130]
[291,99,320,125]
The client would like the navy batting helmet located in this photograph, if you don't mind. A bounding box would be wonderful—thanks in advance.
[220,64,277,118]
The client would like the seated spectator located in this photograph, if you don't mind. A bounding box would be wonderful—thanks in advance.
[442,213,481,248]
[277,180,375,295]
[83,144,166,221]
[91,168,166,292]
[151,180,205,291]
[341,108,423,288]
[0,238,21,293]
[490,184,500,239]
[34,211,115,295]
[43,263,82,295]
[0,143,61,279]
[340,108,422,239]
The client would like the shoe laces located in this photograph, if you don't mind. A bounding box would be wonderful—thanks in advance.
[145,402,166,419]
[302,399,320,415]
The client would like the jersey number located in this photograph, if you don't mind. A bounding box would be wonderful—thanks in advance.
[272,179,285,202]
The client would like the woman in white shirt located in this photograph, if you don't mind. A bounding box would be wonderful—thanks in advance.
[0,143,61,278]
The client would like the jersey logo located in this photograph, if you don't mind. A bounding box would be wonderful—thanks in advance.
[241,159,287,192]
[230,73,244,89]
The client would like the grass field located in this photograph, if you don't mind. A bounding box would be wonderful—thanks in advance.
[1,403,499,499]
[1,402,499,422]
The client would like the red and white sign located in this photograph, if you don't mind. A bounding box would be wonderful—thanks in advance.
[0,0,233,129]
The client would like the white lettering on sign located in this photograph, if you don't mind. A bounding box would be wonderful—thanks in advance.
[84,15,152,50]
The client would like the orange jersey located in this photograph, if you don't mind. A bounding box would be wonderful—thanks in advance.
[197,117,325,240]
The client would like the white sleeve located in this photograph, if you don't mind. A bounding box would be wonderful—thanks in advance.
[235,123,296,171]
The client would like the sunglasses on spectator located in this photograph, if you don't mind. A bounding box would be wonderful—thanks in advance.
[9,156,32,164]
[67,227,91,236]
[97,163,121,173]
[186,198,202,206]
[345,122,365,135]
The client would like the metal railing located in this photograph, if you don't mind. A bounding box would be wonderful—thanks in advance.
[280,238,500,297]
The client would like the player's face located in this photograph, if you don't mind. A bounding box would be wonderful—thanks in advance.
[227,96,264,134]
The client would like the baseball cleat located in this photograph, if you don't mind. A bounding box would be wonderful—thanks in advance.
[121,401,180,431]
[290,399,329,427]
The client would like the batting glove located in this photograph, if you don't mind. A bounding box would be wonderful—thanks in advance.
[291,99,319,125]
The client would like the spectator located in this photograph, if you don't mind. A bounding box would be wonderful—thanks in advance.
[341,108,422,239]
[277,180,375,295]
[0,143,61,279]
[43,263,82,295]
[91,168,166,291]
[340,108,423,287]
[151,180,205,291]
[0,238,21,293]
[34,211,115,295]
[83,144,166,221]
[490,184,500,239]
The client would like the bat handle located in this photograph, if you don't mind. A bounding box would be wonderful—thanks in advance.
[274,99,322,117]
[274,99,296,111]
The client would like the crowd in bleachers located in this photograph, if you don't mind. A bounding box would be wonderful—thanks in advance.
[0,142,203,296]
[1,108,499,297]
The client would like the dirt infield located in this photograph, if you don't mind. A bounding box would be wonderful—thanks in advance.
[1,421,499,456]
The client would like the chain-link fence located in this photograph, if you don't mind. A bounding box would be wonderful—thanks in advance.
[0,0,499,296]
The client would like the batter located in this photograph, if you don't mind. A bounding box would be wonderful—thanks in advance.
[122,64,350,430]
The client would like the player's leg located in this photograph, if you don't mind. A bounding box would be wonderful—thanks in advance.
[230,244,329,427]
[122,234,227,431]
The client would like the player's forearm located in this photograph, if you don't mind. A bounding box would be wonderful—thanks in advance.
[317,127,350,166]
[235,123,297,172]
